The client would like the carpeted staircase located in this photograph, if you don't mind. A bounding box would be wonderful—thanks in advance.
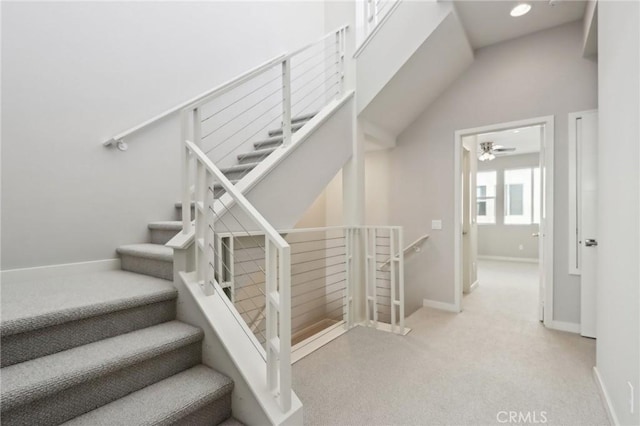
[0,115,317,425]
[116,113,316,281]
[0,271,237,425]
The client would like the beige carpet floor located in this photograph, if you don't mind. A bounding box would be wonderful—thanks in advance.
[293,260,609,425]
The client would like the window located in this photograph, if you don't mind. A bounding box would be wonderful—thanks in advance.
[476,171,496,224]
[504,168,540,225]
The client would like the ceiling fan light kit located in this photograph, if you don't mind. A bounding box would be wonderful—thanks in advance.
[478,141,516,161]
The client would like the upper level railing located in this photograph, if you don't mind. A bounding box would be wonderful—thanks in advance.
[104,26,347,155]
[355,0,401,58]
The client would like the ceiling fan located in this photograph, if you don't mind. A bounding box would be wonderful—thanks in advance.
[478,141,516,161]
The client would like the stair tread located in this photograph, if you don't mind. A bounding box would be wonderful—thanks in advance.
[237,147,277,161]
[291,112,317,123]
[1,321,203,411]
[268,121,306,137]
[117,244,173,262]
[253,135,284,148]
[0,270,176,337]
[148,221,182,231]
[214,180,240,189]
[63,365,233,426]
[220,162,260,174]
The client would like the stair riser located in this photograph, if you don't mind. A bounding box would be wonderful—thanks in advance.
[150,229,181,245]
[1,342,202,426]
[173,391,233,426]
[268,122,305,137]
[1,300,176,368]
[222,169,254,181]
[121,256,173,281]
[174,206,196,222]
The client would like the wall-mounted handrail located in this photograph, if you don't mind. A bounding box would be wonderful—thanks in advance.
[380,233,429,270]
[103,54,286,149]
[284,25,349,61]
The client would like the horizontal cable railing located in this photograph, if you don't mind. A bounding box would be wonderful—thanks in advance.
[194,27,346,176]
[104,26,347,154]
[215,227,355,349]
[180,137,292,412]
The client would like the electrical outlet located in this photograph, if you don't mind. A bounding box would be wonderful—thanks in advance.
[519,244,524,251]
[431,220,442,230]
[629,382,634,414]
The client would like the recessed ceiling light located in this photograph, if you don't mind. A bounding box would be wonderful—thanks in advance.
[510,3,532,17]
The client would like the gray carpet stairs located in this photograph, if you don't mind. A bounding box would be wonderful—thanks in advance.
[0,270,238,425]
[116,113,316,281]
[0,116,316,425]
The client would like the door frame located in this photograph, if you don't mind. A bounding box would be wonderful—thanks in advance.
[453,115,555,327]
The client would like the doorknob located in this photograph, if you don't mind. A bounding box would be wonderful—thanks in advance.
[532,233,540,238]
[585,239,598,247]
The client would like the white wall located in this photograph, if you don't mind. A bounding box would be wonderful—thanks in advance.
[1,1,325,269]
[477,153,540,260]
[595,2,640,424]
[390,22,597,319]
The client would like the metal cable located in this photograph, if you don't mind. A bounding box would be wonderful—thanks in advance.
[200,72,281,123]
[201,85,283,139]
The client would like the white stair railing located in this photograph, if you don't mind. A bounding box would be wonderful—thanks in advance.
[180,137,293,412]
[104,26,347,156]
[363,226,405,334]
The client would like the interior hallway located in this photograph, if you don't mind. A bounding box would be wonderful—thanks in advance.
[293,260,608,425]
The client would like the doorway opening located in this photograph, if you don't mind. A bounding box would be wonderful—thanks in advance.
[454,116,554,327]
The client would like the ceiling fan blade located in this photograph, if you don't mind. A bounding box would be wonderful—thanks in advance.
[493,147,516,152]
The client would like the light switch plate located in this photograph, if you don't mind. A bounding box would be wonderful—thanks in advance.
[432,220,442,230]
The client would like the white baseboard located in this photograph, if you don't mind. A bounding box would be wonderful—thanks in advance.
[546,320,581,334]
[1,258,121,283]
[478,255,539,264]
[423,299,459,312]
[291,321,348,364]
[464,280,479,294]
[593,366,619,426]
[358,321,412,336]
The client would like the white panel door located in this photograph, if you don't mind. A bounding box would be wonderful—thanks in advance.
[578,111,598,338]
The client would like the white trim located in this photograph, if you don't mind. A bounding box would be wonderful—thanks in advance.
[454,115,555,325]
[1,258,121,283]
[593,366,620,426]
[477,255,539,264]
[546,320,581,334]
[180,272,303,425]
[568,109,597,276]
[423,298,459,313]
[467,280,479,293]
[361,321,412,336]
[291,320,348,364]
